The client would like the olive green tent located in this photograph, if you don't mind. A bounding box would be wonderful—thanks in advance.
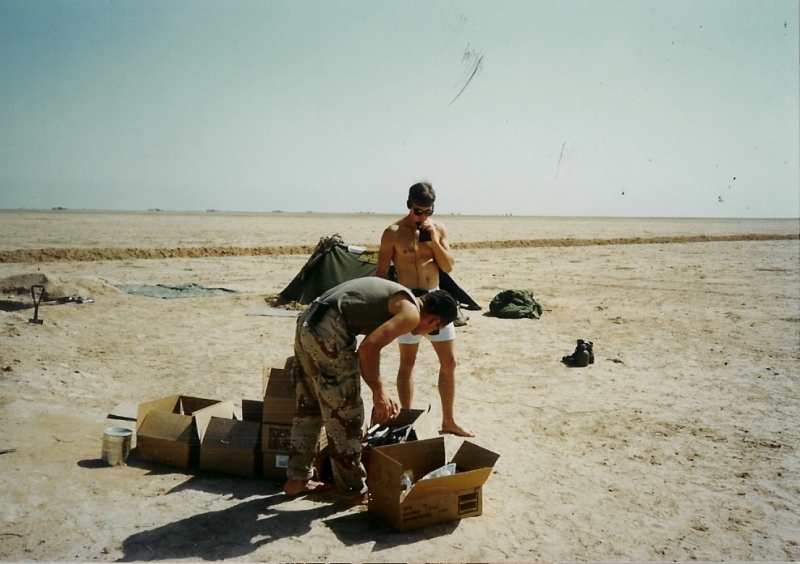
[276,235,481,311]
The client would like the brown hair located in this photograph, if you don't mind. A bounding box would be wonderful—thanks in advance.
[407,182,436,208]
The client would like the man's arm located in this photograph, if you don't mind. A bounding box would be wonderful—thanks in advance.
[375,227,395,279]
[357,295,419,422]
[428,221,455,273]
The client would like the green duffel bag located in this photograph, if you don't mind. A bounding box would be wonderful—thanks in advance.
[488,289,543,319]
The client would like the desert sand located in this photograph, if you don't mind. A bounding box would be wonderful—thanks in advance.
[1,210,798,562]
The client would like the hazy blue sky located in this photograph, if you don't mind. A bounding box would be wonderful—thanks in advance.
[1,0,798,217]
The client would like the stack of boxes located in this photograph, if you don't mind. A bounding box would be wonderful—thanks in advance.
[134,357,297,480]
[260,357,297,480]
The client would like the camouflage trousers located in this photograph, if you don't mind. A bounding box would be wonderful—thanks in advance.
[287,302,367,498]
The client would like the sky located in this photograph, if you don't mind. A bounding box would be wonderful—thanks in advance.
[1,0,798,218]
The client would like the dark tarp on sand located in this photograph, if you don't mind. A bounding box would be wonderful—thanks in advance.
[115,283,238,299]
[277,236,481,310]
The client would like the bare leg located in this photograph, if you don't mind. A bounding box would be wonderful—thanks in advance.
[397,342,420,409]
[431,339,475,437]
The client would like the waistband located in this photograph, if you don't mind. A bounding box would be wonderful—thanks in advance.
[411,286,440,297]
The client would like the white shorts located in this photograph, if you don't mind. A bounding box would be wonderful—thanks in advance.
[397,322,455,345]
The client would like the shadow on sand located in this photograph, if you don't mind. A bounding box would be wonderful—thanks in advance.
[117,493,344,561]
[110,452,460,560]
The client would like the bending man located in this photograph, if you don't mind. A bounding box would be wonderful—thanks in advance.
[284,277,459,505]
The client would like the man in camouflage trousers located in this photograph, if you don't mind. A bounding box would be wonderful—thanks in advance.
[284,277,458,505]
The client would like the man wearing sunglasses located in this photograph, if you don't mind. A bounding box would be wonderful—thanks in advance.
[375,182,475,437]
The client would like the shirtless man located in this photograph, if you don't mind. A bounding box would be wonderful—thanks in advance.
[376,182,474,437]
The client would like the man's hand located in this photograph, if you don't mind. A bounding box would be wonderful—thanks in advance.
[372,389,400,424]
[416,220,437,243]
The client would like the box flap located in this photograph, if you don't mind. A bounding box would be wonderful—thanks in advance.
[366,444,405,524]
[180,396,221,415]
[283,356,294,370]
[194,401,235,443]
[384,405,436,441]
[136,395,181,431]
[372,437,445,481]
[138,410,194,441]
[404,467,493,502]
[107,402,138,421]
[452,441,500,472]
[241,399,263,422]
[261,365,270,398]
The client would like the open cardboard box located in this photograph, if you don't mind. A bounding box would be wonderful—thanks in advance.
[368,436,500,532]
[136,395,234,469]
[199,399,264,477]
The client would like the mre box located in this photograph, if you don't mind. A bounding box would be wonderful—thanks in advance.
[136,395,233,469]
[261,423,330,482]
[261,422,293,481]
[200,416,262,477]
[262,450,292,482]
[367,437,500,532]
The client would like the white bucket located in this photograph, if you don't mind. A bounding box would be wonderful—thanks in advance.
[102,427,133,466]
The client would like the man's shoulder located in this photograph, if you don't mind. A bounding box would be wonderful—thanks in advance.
[382,219,412,239]
[387,216,408,229]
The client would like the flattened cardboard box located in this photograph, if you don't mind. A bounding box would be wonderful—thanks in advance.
[136,395,234,469]
[368,436,500,532]
[262,357,295,425]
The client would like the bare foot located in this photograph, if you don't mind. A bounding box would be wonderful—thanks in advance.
[440,422,475,438]
[283,478,333,497]
[341,491,369,506]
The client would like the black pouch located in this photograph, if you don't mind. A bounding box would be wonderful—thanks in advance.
[307,301,329,325]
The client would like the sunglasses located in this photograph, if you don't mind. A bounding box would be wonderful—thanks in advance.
[412,206,434,217]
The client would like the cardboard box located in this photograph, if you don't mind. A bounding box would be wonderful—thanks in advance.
[262,357,296,425]
[367,437,500,532]
[262,422,292,451]
[136,395,233,469]
[261,423,333,482]
[200,416,262,477]
[262,450,293,481]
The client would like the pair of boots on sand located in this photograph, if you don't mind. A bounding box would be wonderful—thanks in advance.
[562,339,595,367]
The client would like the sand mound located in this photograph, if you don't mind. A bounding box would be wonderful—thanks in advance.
[0,234,796,264]
[0,273,118,309]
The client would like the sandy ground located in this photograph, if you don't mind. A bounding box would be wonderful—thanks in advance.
[1,211,798,562]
